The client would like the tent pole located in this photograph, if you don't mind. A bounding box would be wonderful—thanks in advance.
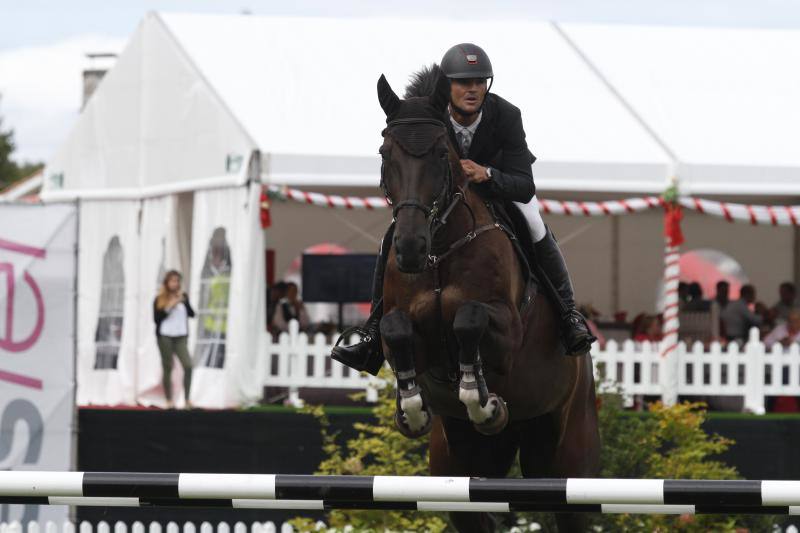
[611,215,620,313]
[69,199,80,524]
[794,225,800,289]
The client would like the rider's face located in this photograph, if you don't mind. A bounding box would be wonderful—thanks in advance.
[449,78,488,115]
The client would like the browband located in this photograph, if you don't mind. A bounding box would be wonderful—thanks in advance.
[387,117,446,128]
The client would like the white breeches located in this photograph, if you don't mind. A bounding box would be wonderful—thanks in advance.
[514,195,547,243]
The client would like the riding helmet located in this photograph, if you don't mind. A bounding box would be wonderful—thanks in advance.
[440,43,494,80]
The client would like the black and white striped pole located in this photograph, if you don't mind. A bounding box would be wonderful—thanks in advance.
[2,473,800,515]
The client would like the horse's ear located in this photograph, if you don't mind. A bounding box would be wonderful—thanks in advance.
[377,74,400,117]
[430,72,450,112]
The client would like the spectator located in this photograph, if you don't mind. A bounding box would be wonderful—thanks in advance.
[267,281,288,332]
[714,280,730,310]
[271,281,310,332]
[633,315,662,342]
[684,282,711,311]
[677,282,690,309]
[153,270,195,409]
[763,310,800,349]
[771,282,798,326]
[721,284,763,342]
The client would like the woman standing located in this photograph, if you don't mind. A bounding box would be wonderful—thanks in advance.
[153,270,195,408]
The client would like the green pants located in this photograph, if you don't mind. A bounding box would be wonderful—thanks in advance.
[156,335,192,402]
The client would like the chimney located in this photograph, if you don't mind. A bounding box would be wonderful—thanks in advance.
[82,53,117,109]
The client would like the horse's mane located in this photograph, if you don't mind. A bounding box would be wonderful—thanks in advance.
[404,64,441,99]
[401,64,469,187]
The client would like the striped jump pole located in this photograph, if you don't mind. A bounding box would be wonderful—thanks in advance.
[1,496,799,515]
[3,473,800,514]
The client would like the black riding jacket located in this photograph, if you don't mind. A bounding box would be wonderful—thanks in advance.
[446,93,536,204]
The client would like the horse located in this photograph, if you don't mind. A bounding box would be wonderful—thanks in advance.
[375,68,601,533]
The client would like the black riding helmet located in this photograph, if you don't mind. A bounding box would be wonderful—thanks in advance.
[440,43,494,80]
[440,43,494,116]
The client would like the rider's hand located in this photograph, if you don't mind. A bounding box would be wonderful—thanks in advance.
[460,159,490,183]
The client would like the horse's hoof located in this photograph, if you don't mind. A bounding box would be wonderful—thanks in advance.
[473,394,508,435]
[394,409,432,439]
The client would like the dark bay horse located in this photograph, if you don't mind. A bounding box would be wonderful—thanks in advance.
[375,69,600,532]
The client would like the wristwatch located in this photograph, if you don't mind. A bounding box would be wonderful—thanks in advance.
[485,167,493,179]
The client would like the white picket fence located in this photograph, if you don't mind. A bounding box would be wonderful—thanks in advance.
[1,519,798,533]
[262,321,800,414]
[0,521,316,533]
[261,322,383,406]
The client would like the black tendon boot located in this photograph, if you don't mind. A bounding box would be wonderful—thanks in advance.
[330,225,393,375]
[534,227,597,356]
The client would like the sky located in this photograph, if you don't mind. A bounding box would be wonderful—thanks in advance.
[2,0,800,164]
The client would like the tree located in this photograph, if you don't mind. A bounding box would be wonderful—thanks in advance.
[0,95,44,191]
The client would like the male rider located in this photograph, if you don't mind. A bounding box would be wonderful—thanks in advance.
[332,43,595,374]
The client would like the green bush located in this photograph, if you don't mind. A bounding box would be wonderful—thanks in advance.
[591,394,773,532]
[289,367,448,532]
[291,374,778,532]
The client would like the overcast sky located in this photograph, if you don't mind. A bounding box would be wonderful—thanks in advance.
[2,0,800,164]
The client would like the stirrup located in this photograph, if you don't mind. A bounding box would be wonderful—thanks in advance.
[334,325,374,348]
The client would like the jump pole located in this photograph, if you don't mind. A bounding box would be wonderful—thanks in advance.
[1,496,798,515]
[3,473,800,511]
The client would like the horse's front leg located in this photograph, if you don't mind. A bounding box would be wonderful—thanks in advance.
[381,309,432,438]
[453,301,509,435]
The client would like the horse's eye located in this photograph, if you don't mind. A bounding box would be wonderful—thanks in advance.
[439,150,449,159]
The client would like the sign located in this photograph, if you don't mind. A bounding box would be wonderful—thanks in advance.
[301,253,376,303]
[0,204,76,523]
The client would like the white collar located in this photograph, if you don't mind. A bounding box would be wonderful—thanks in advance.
[449,109,482,135]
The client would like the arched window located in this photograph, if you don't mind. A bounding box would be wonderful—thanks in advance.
[94,236,125,369]
[196,227,232,368]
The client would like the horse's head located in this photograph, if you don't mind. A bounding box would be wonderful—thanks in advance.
[377,72,452,273]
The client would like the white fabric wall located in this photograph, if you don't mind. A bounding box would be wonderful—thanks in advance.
[76,200,141,405]
[189,183,264,408]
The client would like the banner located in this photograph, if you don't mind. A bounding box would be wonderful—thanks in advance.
[0,203,76,523]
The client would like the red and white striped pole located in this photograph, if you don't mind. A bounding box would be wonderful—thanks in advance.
[659,175,684,405]
[661,243,682,359]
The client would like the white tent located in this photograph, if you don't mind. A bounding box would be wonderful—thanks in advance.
[40,13,800,407]
[43,13,800,198]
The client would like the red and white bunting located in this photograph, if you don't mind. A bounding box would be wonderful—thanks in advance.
[680,197,800,226]
[267,185,388,210]
[537,197,662,216]
[266,185,800,226]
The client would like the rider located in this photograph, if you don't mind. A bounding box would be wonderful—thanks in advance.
[332,43,596,375]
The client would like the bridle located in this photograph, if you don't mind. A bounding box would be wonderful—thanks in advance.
[379,115,491,271]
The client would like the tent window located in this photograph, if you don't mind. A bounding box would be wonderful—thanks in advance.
[94,236,125,369]
[196,227,232,368]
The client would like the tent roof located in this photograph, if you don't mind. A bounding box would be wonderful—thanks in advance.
[44,12,800,199]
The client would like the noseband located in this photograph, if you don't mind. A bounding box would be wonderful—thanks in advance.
[380,118,454,221]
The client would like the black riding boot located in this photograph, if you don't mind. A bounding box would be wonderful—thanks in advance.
[330,225,393,375]
[534,226,597,356]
